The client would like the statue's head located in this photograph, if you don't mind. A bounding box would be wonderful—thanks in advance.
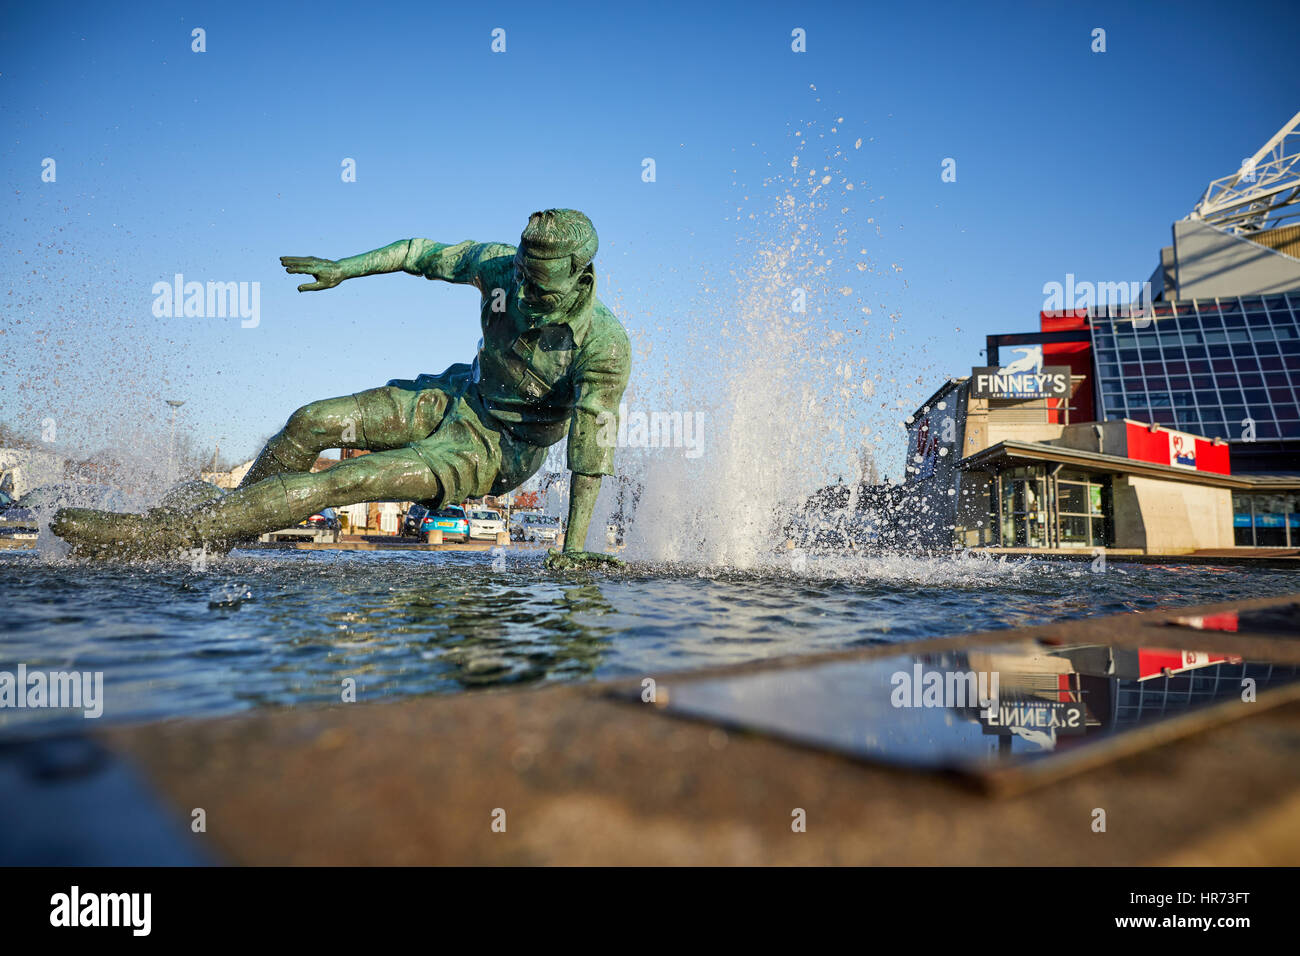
[516,209,598,313]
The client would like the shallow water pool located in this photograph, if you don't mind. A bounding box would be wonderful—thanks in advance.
[0,548,1296,734]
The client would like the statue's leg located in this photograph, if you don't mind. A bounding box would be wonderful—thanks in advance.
[51,384,478,557]
[54,447,444,556]
[239,386,446,488]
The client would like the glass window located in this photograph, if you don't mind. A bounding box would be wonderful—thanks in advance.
[1232,494,1253,546]
[1059,483,1088,514]
[1052,473,1111,548]
[1060,515,1090,544]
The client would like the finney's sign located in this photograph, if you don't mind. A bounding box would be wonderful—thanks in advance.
[970,346,1070,400]
[971,367,1071,400]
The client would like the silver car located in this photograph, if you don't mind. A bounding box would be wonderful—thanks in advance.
[467,508,506,540]
[510,512,562,543]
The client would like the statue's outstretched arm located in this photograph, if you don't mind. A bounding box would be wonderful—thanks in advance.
[280,240,411,292]
[280,239,493,292]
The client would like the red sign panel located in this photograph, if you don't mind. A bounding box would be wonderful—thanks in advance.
[1123,422,1231,475]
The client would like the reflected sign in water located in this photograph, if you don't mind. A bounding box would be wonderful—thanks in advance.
[638,640,1300,784]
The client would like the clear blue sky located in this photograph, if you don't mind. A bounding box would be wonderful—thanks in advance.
[3,0,1298,477]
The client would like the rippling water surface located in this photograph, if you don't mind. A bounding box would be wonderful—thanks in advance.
[1,548,1296,734]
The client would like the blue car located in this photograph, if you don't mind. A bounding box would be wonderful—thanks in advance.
[405,504,469,541]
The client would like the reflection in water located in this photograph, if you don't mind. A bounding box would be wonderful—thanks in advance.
[656,639,1300,773]
[1,547,1298,735]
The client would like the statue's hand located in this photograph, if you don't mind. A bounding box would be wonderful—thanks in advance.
[544,549,625,571]
[280,256,345,292]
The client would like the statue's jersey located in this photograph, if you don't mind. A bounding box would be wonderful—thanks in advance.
[402,239,630,477]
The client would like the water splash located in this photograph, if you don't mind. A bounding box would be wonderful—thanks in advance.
[618,102,943,570]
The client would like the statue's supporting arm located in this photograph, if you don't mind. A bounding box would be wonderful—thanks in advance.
[546,472,623,569]
[564,472,601,551]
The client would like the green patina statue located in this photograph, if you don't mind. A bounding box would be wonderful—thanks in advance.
[53,209,630,569]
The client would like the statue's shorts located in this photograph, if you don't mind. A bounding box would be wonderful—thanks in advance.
[352,364,548,507]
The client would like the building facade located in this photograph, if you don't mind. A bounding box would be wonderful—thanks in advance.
[900,114,1300,553]
[904,375,1260,553]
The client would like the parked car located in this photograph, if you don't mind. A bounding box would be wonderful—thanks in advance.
[260,507,341,544]
[405,504,469,541]
[298,509,340,532]
[510,511,563,544]
[466,507,506,540]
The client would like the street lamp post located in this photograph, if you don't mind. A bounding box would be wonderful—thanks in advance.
[165,399,185,486]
